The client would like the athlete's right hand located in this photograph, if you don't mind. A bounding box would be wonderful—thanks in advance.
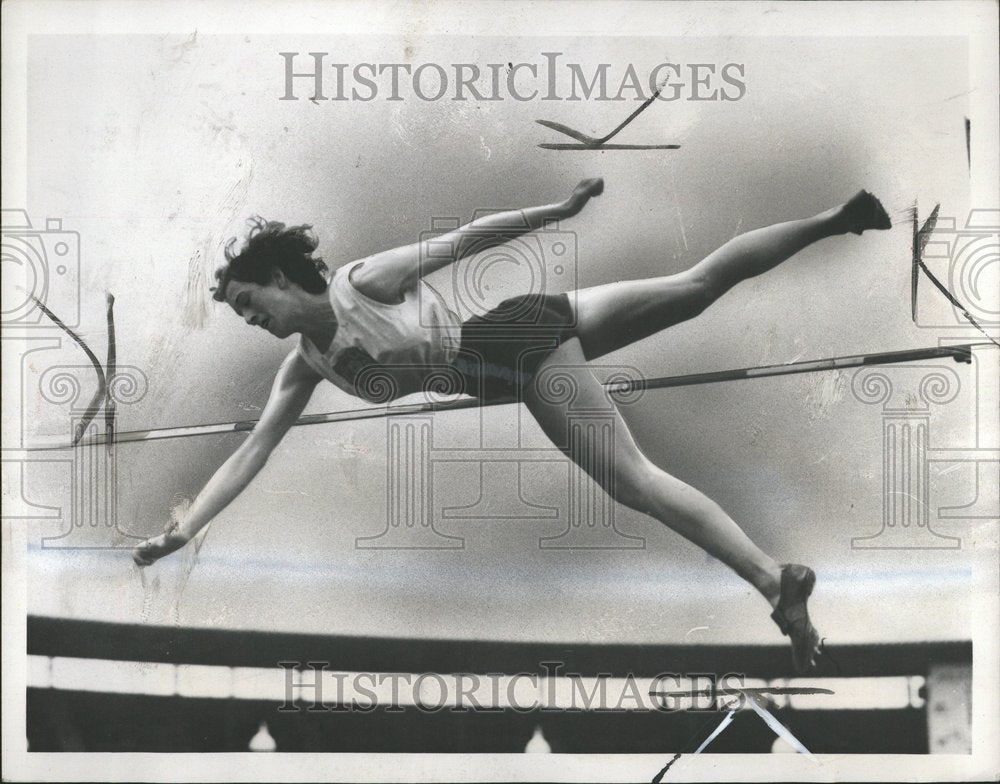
[133,527,189,566]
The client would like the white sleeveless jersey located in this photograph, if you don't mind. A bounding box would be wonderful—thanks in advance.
[296,259,463,402]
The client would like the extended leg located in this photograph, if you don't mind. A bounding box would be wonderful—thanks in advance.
[522,337,783,605]
[522,337,823,670]
[573,190,890,359]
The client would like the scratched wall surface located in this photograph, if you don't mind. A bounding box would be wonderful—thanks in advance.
[18,32,993,644]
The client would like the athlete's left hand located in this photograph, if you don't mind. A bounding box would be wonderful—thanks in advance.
[133,527,188,566]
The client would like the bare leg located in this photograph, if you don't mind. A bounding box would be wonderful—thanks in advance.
[522,337,783,606]
[573,191,890,359]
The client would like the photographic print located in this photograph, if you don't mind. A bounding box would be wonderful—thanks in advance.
[2,1,998,781]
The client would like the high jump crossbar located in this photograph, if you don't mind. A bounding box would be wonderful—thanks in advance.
[26,342,984,451]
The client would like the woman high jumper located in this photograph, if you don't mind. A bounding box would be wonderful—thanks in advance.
[133,178,891,673]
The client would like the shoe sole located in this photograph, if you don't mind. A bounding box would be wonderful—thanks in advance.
[780,564,818,673]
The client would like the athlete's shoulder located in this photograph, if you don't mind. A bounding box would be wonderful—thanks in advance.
[343,257,410,306]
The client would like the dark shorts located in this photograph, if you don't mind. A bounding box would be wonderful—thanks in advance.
[452,292,578,402]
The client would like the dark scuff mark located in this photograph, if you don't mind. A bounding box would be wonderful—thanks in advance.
[965,117,971,169]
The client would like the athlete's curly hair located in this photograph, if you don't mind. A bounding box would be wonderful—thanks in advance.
[212,217,329,302]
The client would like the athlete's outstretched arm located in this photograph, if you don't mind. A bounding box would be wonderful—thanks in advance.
[132,350,322,566]
[351,178,604,303]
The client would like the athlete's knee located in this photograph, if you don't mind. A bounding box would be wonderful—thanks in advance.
[608,456,657,512]
[675,269,725,317]
[694,270,730,309]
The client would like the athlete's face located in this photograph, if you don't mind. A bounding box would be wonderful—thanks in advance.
[224,273,298,339]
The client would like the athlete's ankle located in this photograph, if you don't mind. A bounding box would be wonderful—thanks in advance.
[838,190,892,235]
[816,205,852,237]
[758,565,783,609]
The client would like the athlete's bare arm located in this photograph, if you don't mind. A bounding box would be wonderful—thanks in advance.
[133,349,322,566]
[351,178,604,303]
